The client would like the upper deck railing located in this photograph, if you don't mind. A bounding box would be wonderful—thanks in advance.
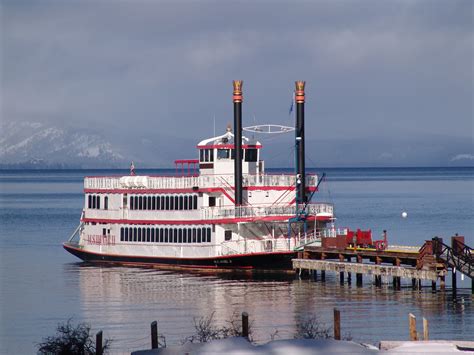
[200,203,333,220]
[84,174,318,190]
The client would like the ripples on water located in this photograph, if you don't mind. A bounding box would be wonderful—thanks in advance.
[59,264,473,354]
[0,168,473,354]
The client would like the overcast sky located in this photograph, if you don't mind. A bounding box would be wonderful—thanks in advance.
[1,0,473,165]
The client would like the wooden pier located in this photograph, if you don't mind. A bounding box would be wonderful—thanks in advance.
[293,235,473,293]
[293,259,440,281]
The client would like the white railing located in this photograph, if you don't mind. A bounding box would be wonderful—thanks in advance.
[200,203,333,220]
[84,174,318,190]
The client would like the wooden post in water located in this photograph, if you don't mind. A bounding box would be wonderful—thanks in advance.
[96,330,103,355]
[333,308,341,340]
[151,321,158,349]
[452,268,457,297]
[423,318,429,341]
[409,314,417,341]
[346,257,352,284]
[356,254,363,286]
[440,275,446,290]
[242,312,249,339]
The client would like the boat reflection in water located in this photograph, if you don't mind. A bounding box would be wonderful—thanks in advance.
[71,263,472,354]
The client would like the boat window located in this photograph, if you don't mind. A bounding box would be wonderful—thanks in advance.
[159,228,164,243]
[152,196,156,210]
[199,149,204,162]
[245,148,258,162]
[160,196,164,210]
[145,228,149,242]
[88,195,92,208]
[197,228,202,243]
[209,196,216,207]
[97,196,101,209]
[164,229,168,243]
[174,196,179,210]
[225,230,232,241]
[104,196,108,210]
[183,228,188,243]
[125,228,129,242]
[123,194,128,208]
[165,196,170,210]
[209,149,214,162]
[217,149,230,160]
[173,229,178,243]
[120,228,124,241]
[193,195,198,209]
[169,196,174,210]
[143,196,147,210]
[178,229,183,243]
[179,196,183,210]
[183,196,188,210]
[206,227,211,243]
[192,228,197,243]
[133,228,137,242]
[137,196,142,210]
[204,149,209,162]
[92,196,96,209]
[130,196,134,210]
[137,228,142,242]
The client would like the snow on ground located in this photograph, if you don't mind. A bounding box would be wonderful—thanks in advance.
[132,338,474,355]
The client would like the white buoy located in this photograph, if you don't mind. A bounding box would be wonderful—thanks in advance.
[402,211,408,218]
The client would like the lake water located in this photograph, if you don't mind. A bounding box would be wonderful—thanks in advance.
[0,167,473,354]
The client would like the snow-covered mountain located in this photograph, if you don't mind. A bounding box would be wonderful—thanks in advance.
[0,121,127,168]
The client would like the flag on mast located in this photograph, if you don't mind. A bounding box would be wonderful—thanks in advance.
[289,91,295,115]
[130,161,136,176]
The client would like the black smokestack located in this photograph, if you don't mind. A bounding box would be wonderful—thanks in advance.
[233,80,243,206]
[295,81,306,204]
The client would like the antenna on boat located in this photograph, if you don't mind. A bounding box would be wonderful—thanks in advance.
[213,114,216,137]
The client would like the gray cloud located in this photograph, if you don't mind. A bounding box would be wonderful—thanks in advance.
[1,0,472,166]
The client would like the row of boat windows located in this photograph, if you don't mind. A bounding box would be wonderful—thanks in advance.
[130,195,198,211]
[88,195,108,210]
[199,148,258,163]
[120,227,212,243]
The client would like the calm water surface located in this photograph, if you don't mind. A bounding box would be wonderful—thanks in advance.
[0,168,473,354]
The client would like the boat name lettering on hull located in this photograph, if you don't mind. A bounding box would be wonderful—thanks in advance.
[85,234,116,245]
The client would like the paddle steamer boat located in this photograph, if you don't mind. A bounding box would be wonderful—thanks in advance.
[63,81,334,269]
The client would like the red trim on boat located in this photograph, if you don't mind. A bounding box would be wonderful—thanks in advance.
[83,186,316,194]
[63,243,294,261]
[81,215,329,225]
[196,144,262,149]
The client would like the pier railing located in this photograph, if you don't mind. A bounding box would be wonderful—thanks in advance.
[84,174,318,190]
[432,237,473,278]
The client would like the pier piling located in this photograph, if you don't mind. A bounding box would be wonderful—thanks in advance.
[96,330,103,355]
[151,321,158,349]
[409,314,417,341]
[452,268,457,297]
[423,318,429,341]
[242,312,249,339]
[333,308,341,340]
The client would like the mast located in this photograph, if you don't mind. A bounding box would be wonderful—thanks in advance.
[233,80,243,207]
[295,81,306,204]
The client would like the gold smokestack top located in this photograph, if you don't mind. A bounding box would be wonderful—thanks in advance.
[233,80,243,103]
[295,81,306,103]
